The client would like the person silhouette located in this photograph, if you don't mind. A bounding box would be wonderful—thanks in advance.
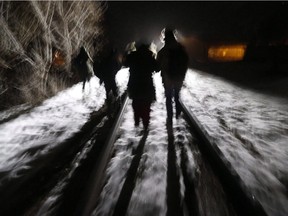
[157,28,189,125]
[123,42,159,131]
[93,46,121,99]
[74,46,93,90]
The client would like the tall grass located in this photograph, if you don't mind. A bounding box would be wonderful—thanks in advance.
[0,1,105,110]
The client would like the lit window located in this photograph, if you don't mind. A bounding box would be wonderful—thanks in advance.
[208,44,247,62]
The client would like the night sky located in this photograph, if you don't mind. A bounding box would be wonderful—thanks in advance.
[105,1,288,50]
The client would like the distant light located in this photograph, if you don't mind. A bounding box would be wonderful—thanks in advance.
[208,44,247,62]
[52,50,65,66]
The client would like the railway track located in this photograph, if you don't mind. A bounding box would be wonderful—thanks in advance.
[0,94,127,216]
[73,96,268,216]
[180,100,267,216]
[0,89,267,216]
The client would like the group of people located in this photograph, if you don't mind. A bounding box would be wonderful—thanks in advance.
[124,28,189,130]
[74,27,189,131]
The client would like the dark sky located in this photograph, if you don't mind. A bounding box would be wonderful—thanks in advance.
[105,1,288,50]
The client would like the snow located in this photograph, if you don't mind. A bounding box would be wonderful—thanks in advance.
[0,65,287,216]
[93,73,169,216]
[182,69,288,216]
[0,69,128,182]
[93,72,235,216]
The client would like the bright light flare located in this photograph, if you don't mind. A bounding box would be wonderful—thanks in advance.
[208,44,247,62]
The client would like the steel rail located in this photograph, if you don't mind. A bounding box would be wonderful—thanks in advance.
[179,99,268,216]
[74,95,268,216]
[74,94,129,216]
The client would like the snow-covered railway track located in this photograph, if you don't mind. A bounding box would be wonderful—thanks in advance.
[0,69,270,216]
[0,93,128,216]
[74,95,130,216]
[180,100,268,216]
[74,97,268,216]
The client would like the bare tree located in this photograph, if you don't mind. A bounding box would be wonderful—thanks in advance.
[0,0,105,110]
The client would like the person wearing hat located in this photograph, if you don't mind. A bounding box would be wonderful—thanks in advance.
[157,28,189,125]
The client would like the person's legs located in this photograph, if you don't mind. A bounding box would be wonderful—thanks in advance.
[103,80,111,99]
[165,87,173,125]
[174,81,183,119]
[163,78,173,124]
[132,100,140,127]
[82,64,89,90]
[110,78,118,97]
[82,80,86,90]
[141,101,151,131]
[104,78,118,98]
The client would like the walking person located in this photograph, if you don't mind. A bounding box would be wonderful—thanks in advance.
[74,46,93,90]
[157,28,189,125]
[93,46,121,99]
[123,42,159,131]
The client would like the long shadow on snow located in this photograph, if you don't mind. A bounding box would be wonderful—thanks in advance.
[0,96,124,216]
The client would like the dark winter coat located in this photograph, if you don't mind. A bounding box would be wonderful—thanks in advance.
[157,40,188,83]
[74,47,91,81]
[124,45,158,101]
[93,49,120,84]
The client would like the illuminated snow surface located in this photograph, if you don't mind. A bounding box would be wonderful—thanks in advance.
[93,69,288,216]
[0,68,288,216]
[182,69,288,216]
[0,69,128,180]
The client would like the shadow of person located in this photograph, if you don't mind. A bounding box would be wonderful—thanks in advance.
[166,118,174,140]
[165,120,183,216]
[113,131,148,216]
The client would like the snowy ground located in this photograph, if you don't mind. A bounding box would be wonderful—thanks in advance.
[182,69,288,216]
[0,69,128,185]
[0,67,287,216]
[92,72,234,216]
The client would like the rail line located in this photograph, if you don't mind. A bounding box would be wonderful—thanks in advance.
[74,97,268,216]
[0,89,266,215]
[0,94,127,216]
[74,95,130,216]
[1,90,269,216]
[179,99,267,216]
